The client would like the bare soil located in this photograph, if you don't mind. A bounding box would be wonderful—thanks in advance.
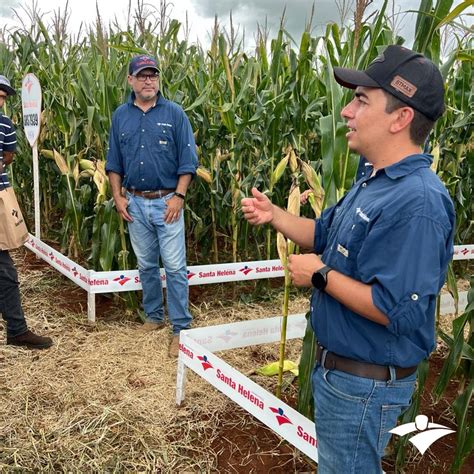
[1,247,472,473]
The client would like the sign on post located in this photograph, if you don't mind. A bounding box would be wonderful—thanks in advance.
[21,73,42,238]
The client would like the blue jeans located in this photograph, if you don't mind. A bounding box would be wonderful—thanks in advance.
[127,192,192,334]
[312,363,417,474]
[0,250,28,337]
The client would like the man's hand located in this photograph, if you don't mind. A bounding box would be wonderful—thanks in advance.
[3,151,14,166]
[164,195,184,223]
[114,194,133,222]
[288,253,324,287]
[241,187,274,225]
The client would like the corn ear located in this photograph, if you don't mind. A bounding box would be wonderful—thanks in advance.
[79,159,95,171]
[431,145,440,172]
[276,231,287,264]
[289,149,298,173]
[300,159,322,192]
[196,166,212,184]
[287,183,301,217]
[271,154,289,186]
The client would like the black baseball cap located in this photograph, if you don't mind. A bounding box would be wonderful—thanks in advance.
[0,75,16,96]
[129,55,159,76]
[333,45,445,121]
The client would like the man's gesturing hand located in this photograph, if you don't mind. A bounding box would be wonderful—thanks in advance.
[241,187,274,225]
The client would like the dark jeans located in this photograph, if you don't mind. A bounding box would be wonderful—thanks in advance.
[0,250,28,337]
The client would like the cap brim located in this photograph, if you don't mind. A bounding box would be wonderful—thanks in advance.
[0,84,16,96]
[132,66,160,75]
[333,67,379,89]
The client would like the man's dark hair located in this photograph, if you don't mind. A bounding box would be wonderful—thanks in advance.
[383,91,435,146]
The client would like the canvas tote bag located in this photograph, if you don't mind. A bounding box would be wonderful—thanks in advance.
[0,163,29,250]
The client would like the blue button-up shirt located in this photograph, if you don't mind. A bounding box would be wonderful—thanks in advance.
[0,114,16,190]
[106,93,198,190]
[312,154,455,367]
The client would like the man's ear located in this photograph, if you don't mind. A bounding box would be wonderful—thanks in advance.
[390,107,414,134]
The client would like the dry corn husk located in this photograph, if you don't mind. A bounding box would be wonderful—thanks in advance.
[196,166,212,184]
[276,231,287,263]
[289,149,298,174]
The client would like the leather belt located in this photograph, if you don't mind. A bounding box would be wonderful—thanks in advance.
[127,189,174,199]
[316,345,417,381]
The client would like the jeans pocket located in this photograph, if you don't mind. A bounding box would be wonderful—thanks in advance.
[378,404,410,455]
[322,369,373,402]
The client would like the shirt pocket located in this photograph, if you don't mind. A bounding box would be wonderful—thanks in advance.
[153,127,176,160]
[119,131,132,157]
[331,215,369,275]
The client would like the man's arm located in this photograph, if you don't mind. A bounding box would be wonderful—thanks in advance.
[241,187,316,249]
[109,171,133,222]
[287,253,389,325]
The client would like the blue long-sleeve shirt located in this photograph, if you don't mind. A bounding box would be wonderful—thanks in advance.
[312,153,455,367]
[106,93,198,190]
[0,114,16,190]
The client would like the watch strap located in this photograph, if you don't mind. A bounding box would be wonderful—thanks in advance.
[174,192,186,200]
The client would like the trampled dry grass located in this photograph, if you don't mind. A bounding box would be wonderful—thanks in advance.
[0,249,310,472]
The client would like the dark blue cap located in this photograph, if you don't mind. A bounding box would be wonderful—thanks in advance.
[129,55,159,76]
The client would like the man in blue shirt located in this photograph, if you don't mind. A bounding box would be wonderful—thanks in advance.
[0,74,53,349]
[106,56,198,357]
[242,46,454,472]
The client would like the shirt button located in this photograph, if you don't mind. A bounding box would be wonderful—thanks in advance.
[142,129,145,132]
[141,145,144,148]
[362,182,367,188]
[141,178,145,181]
[140,162,144,165]
[361,172,365,176]
[411,293,419,301]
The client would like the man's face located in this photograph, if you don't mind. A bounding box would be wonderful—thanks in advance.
[0,89,8,107]
[128,68,160,103]
[341,86,393,157]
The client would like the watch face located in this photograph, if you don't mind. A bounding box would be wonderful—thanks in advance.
[311,271,326,289]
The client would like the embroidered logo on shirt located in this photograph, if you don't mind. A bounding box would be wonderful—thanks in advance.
[356,207,370,222]
[157,122,172,127]
[337,244,349,258]
[159,140,168,145]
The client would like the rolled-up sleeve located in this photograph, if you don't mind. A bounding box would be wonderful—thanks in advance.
[175,110,198,176]
[359,215,453,336]
[105,114,123,176]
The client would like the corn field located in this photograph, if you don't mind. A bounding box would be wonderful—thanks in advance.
[0,0,472,471]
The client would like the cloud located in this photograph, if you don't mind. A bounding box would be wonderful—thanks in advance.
[189,0,342,42]
[0,0,20,18]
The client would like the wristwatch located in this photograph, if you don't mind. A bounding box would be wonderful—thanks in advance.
[311,265,333,291]
[174,192,186,200]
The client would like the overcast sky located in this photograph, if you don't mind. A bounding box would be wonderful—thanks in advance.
[0,0,464,49]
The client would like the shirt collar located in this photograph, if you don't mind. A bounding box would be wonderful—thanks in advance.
[381,154,433,180]
[127,91,166,107]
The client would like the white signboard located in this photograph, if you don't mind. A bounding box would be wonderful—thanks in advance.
[21,73,42,147]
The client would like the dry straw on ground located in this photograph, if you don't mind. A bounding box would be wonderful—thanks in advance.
[0,249,310,472]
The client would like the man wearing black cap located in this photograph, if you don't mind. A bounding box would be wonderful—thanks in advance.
[106,55,198,358]
[242,45,454,472]
[0,74,53,349]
